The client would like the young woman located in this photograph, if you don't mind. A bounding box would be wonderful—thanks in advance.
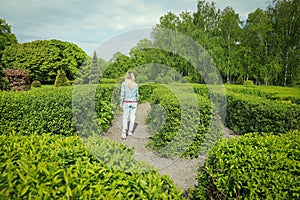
[120,71,138,139]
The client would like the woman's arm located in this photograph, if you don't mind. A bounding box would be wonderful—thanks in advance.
[120,83,125,108]
[136,85,139,103]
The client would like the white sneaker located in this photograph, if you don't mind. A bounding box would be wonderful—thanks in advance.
[121,133,127,139]
[128,131,133,136]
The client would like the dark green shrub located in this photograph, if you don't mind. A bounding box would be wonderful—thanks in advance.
[54,70,70,87]
[31,80,41,87]
[195,130,300,199]
[0,76,9,90]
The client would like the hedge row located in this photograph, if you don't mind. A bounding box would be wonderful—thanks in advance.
[226,91,300,134]
[226,85,300,104]
[191,84,300,134]
[0,86,75,135]
[195,130,300,199]
[0,133,183,199]
[73,84,118,137]
[1,83,299,155]
[0,85,117,136]
[145,84,223,158]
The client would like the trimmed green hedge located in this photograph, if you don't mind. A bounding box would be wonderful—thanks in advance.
[226,91,300,134]
[1,83,299,158]
[191,84,300,135]
[99,78,118,84]
[226,85,300,104]
[0,85,117,136]
[195,130,300,199]
[0,133,183,199]
[0,86,75,135]
[139,83,158,103]
[145,84,223,158]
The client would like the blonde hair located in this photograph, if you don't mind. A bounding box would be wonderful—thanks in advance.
[125,71,136,89]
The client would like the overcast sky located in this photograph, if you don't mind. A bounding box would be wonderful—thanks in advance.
[1,0,272,57]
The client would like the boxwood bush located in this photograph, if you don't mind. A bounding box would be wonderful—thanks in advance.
[31,80,42,87]
[0,133,183,199]
[195,130,300,199]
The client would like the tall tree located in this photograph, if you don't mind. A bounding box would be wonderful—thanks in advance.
[0,18,17,89]
[217,7,242,83]
[243,8,275,85]
[268,0,300,86]
[89,51,100,84]
[0,19,17,65]
[102,52,131,79]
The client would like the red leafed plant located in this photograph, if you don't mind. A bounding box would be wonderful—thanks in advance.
[4,68,31,91]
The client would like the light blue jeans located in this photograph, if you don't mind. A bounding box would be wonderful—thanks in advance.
[122,102,137,132]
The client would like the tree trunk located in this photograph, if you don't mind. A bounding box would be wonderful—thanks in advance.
[284,51,289,86]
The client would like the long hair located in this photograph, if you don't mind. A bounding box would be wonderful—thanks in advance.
[125,71,136,89]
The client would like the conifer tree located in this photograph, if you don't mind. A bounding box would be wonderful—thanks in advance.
[54,70,70,87]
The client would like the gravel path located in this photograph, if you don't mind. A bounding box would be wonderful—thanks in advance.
[105,102,237,190]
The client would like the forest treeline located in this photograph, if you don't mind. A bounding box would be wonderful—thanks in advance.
[0,0,299,87]
[103,0,299,86]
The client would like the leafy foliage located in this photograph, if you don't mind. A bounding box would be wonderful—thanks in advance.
[0,19,18,65]
[243,80,254,85]
[0,133,183,199]
[2,39,87,83]
[195,130,300,199]
[0,86,75,135]
[102,52,132,79]
[192,84,300,134]
[0,76,9,90]
[0,18,17,90]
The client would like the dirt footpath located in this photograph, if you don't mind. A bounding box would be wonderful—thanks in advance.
[105,103,236,190]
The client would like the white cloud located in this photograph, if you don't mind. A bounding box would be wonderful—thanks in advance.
[212,0,272,19]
